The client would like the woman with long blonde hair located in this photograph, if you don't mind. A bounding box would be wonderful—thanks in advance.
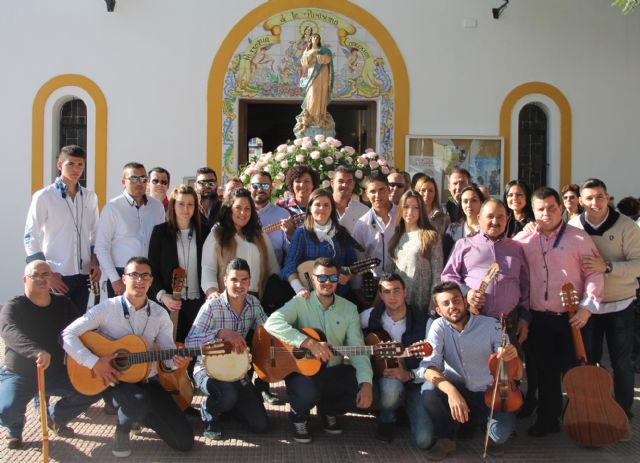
[387,190,443,311]
[414,175,450,236]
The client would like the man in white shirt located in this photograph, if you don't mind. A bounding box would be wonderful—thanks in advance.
[95,162,165,297]
[24,145,101,310]
[331,166,369,236]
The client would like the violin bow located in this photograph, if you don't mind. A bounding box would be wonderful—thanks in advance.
[37,366,49,462]
[482,314,506,459]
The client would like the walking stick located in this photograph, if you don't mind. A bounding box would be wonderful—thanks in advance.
[37,366,49,463]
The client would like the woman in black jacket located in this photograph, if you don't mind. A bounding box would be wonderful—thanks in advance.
[149,184,209,343]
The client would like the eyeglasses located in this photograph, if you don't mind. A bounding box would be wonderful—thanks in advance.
[563,195,577,201]
[197,180,217,187]
[389,182,406,189]
[125,175,148,184]
[125,272,152,281]
[314,274,339,283]
[151,179,169,186]
[27,272,51,280]
[251,182,271,190]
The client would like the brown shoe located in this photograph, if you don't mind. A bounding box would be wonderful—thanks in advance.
[6,436,22,449]
[426,438,456,461]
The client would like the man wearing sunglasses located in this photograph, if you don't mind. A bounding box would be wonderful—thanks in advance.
[194,167,221,228]
[95,162,165,297]
[62,256,193,457]
[147,167,171,209]
[264,257,373,444]
[387,172,408,206]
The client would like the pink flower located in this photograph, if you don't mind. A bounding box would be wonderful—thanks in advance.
[345,156,353,164]
[246,168,256,176]
[293,138,303,146]
[302,136,311,144]
[378,158,387,166]
[344,146,355,155]
[334,151,342,159]
[314,134,326,143]
[275,172,285,181]
[318,142,328,150]
[369,160,379,169]
[365,148,374,153]
[310,151,321,160]
[277,144,287,153]
[286,145,297,153]
[295,154,305,163]
[357,155,367,164]
[324,156,334,165]
[355,169,363,179]
[281,160,289,169]
[367,151,378,159]
[327,137,342,148]
[262,152,273,161]
[302,140,313,149]
[381,166,390,175]
[264,165,271,172]
[322,179,331,188]
[255,161,264,169]
[275,153,286,161]
[328,170,336,178]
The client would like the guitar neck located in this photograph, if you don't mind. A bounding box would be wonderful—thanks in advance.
[126,346,203,365]
[477,280,489,297]
[332,345,377,356]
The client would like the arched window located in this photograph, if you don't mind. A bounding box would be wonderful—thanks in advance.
[518,103,548,190]
[57,98,88,186]
[248,136,264,163]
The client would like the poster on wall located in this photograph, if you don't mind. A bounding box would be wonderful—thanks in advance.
[405,136,504,198]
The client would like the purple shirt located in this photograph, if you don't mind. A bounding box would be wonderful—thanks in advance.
[441,232,530,320]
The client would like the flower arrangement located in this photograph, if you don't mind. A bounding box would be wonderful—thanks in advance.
[239,135,393,198]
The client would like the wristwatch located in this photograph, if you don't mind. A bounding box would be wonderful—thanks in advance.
[605,262,613,274]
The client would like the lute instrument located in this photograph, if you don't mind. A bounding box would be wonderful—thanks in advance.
[170,267,186,339]
[560,283,628,447]
[470,263,500,315]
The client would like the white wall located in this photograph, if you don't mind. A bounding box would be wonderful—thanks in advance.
[0,0,638,301]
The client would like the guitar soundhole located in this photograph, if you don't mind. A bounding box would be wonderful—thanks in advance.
[112,352,130,371]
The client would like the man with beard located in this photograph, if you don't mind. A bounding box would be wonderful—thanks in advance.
[331,166,369,235]
[419,282,518,460]
[194,167,221,228]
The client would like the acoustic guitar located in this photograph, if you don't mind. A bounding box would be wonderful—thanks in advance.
[297,257,381,291]
[469,262,500,315]
[252,325,428,383]
[560,283,628,446]
[364,330,432,377]
[66,331,229,402]
[262,212,305,234]
[169,267,186,340]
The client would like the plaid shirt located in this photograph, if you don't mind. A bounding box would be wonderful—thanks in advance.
[185,290,267,378]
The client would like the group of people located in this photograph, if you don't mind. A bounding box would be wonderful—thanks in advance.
[1,143,638,460]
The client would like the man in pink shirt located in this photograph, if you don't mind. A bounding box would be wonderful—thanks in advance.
[513,187,603,437]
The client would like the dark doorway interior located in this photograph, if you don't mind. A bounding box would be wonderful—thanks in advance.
[59,98,88,186]
[518,103,548,190]
[239,100,376,166]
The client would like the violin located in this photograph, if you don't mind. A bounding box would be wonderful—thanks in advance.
[483,314,523,413]
[560,283,628,447]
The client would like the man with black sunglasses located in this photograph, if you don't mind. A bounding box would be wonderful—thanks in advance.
[95,162,165,297]
[264,257,373,444]
[387,172,408,206]
[194,167,221,228]
[147,167,171,209]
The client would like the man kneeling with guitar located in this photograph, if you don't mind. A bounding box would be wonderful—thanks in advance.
[264,257,373,443]
[185,258,269,440]
[62,257,194,458]
[360,273,431,447]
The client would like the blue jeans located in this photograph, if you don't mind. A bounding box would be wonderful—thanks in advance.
[376,378,433,448]
[421,381,515,444]
[0,366,99,438]
[582,301,636,417]
[195,373,268,433]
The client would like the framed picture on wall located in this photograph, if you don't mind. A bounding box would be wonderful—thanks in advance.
[405,135,504,198]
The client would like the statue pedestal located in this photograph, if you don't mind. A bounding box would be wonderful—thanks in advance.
[293,110,336,139]
[296,125,336,139]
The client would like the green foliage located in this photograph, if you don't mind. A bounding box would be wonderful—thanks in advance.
[612,0,638,14]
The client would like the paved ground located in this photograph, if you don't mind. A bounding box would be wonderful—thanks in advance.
[1,347,638,462]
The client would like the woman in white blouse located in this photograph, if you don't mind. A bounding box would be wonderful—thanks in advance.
[201,188,279,299]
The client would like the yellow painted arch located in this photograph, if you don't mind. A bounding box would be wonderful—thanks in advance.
[32,74,108,208]
[499,82,572,187]
[207,0,410,171]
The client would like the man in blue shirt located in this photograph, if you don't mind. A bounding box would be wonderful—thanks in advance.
[419,282,518,460]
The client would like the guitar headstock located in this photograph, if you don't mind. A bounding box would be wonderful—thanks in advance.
[485,263,500,283]
[291,213,306,228]
[407,340,432,358]
[201,341,233,356]
[560,282,580,315]
[372,341,404,358]
[347,257,381,275]
[171,267,186,293]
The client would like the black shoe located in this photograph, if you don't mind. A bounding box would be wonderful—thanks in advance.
[5,436,22,450]
[47,420,75,438]
[376,422,394,442]
[112,428,131,458]
[184,405,200,417]
[291,420,312,443]
[261,391,280,405]
[322,414,343,435]
[527,421,561,437]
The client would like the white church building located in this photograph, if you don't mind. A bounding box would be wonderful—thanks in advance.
[1,0,638,301]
